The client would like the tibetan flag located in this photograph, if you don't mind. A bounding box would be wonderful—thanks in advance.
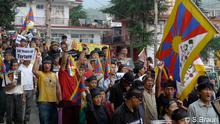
[66,55,86,104]
[79,92,87,124]
[20,7,34,33]
[156,0,218,82]
[0,55,6,79]
[71,39,78,50]
[95,57,103,74]
[104,49,111,80]
[67,55,77,77]
[177,58,205,101]
[138,48,147,64]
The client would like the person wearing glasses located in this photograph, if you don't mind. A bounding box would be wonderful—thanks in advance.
[111,87,144,124]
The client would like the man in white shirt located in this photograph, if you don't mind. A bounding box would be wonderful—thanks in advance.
[188,80,219,124]
[2,59,24,124]
[18,60,34,124]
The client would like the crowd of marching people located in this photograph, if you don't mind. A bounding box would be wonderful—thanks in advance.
[0,31,220,124]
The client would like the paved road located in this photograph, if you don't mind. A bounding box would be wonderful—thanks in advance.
[2,96,40,124]
[29,102,40,124]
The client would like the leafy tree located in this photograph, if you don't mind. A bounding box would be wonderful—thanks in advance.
[0,0,16,29]
[201,37,220,60]
[103,0,168,51]
[69,5,87,26]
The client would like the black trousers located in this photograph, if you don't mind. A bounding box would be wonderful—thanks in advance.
[0,89,6,122]
[6,94,24,124]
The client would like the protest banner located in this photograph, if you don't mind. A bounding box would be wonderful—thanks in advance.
[16,47,35,60]
[68,39,109,52]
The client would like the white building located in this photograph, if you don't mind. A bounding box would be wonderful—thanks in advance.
[14,0,111,44]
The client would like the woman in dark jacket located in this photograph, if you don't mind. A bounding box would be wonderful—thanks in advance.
[86,87,111,124]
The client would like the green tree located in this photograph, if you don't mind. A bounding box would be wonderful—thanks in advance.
[103,0,168,51]
[201,37,220,59]
[69,5,87,26]
[0,0,16,29]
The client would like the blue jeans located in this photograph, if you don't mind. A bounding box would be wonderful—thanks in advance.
[38,102,58,124]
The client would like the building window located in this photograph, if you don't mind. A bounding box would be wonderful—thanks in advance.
[71,34,79,38]
[36,4,44,9]
[88,34,94,38]
[51,33,64,41]
[52,5,64,16]
[17,2,26,7]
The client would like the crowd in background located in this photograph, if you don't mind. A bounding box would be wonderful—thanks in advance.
[0,30,220,124]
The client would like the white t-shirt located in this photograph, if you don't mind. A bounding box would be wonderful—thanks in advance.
[18,64,34,91]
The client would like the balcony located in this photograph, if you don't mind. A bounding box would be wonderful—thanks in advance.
[14,16,111,28]
[15,16,69,26]
[205,9,220,18]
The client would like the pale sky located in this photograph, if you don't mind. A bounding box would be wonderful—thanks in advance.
[83,0,110,9]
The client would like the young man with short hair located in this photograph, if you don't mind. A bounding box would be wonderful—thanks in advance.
[18,60,34,124]
[142,72,158,124]
[188,81,219,124]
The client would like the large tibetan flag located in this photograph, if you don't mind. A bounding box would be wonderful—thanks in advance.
[20,7,34,33]
[156,0,218,82]
[104,49,111,80]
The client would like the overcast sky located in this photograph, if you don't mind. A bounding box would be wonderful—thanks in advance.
[83,0,110,9]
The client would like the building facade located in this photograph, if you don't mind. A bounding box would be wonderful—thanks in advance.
[14,0,111,44]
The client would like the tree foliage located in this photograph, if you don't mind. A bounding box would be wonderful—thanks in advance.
[0,0,16,29]
[103,0,168,51]
[69,5,87,26]
[201,37,220,59]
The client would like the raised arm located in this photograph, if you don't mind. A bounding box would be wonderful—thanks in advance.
[32,52,41,77]
[155,62,163,98]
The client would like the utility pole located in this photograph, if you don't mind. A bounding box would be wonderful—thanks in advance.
[154,0,158,67]
[46,0,52,41]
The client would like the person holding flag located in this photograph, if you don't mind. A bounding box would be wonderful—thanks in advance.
[156,0,218,110]
[58,52,86,124]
